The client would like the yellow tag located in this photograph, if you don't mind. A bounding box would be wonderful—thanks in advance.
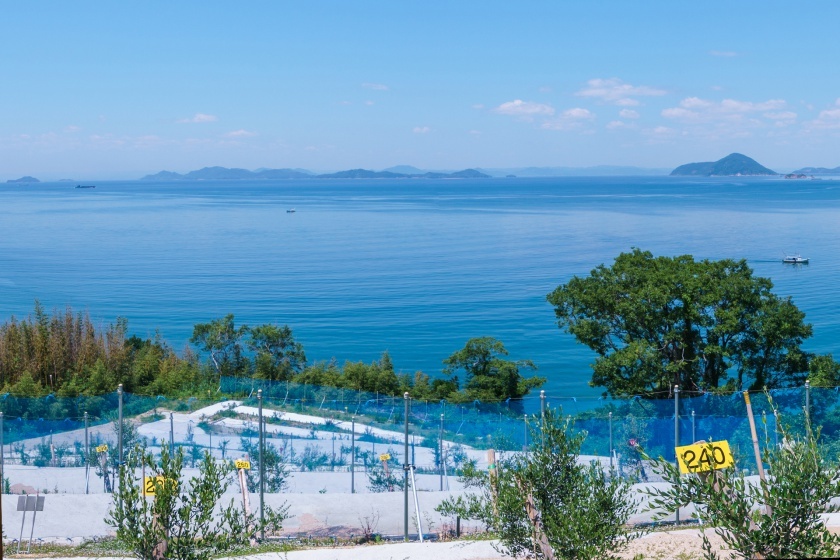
[95,444,109,453]
[143,475,166,496]
[379,453,391,462]
[676,440,735,474]
[234,459,251,470]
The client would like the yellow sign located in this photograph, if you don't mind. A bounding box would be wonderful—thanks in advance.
[143,475,166,496]
[95,444,109,453]
[379,453,391,462]
[676,440,735,474]
[234,459,251,470]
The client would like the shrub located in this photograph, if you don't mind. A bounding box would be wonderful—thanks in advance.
[437,410,639,560]
[646,417,840,559]
[108,444,287,560]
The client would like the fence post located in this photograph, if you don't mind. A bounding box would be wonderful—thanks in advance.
[0,411,4,490]
[258,389,265,541]
[84,412,89,494]
[540,390,546,448]
[440,413,444,491]
[351,413,356,494]
[691,410,695,443]
[674,384,680,525]
[117,384,123,468]
[404,392,409,541]
[608,411,613,470]
[805,379,811,421]
[523,413,528,453]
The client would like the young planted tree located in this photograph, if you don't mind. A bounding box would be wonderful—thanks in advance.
[437,410,638,560]
[646,419,840,559]
[108,444,287,560]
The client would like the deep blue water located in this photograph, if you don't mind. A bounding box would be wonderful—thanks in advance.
[1,177,838,398]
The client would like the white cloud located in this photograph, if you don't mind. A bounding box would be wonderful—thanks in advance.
[472,103,485,110]
[576,78,666,105]
[362,82,389,90]
[413,126,430,134]
[493,99,555,117]
[710,50,738,57]
[224,129,256,138]
[64,125,81,133]
[606,120,627,130]
[619,109,639,119]
[177,113,218,124]
[365,100,375,106]
[662,97,788,123]
[541,107,595,130]
[469,130,481,135]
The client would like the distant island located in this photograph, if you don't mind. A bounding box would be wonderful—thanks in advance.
[791,165,840,175]
[6,176,40,183]
[670,153,777,176]
[140,166,490,181]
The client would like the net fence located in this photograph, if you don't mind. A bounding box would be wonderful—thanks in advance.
[0,378,828,493]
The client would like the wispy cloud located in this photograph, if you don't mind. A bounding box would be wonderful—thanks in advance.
[619,109,640,119]
[710,50,738,57]
[807,99,840,129]
[493,99,555,117]
[413,126,430,134]
[224,129,256,138]
[576,78,666,106]
[541,108,594,130]
[177,113,218,124]
[362,82,389,91]
[662,97,788,123]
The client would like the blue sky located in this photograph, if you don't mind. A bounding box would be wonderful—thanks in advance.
[3,1,840,179]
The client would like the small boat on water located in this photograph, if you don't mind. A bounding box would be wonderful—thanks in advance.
[783,254,809,264]
[75,185,95,189]
[286,208,296,213]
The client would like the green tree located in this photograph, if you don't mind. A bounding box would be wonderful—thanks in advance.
[190,315,249,379]
[547,249,815,396]
[443,337,545,403]
[437,410,638,560]
[247,324,306,381]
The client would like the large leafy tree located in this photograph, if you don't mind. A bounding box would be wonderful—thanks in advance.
[442,337,545,403]
[547,249,814,396]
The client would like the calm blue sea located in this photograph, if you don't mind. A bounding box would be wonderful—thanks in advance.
[1,177,838,398]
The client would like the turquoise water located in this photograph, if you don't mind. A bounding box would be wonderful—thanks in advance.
[1,177,838,397]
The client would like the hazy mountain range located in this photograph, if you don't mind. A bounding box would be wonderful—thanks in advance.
[670,153,777,176]
[140,166,490,181]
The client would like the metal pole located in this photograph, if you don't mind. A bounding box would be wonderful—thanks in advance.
[403,392,409,541]
[805,379,811,421]
[439,414,444,491]
[169,412,174,451]
[691,410,696,443]
[258,389,265,540]
[0,411,4,489]
[84,412,89,494]
[540,390,546,448]
[351,415,355,494]
[674,384,680,524]
[523,413,528,453]
[608,411,613,469]
[117,384,124,468]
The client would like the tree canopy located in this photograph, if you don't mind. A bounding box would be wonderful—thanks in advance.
[443,336,545,403]
[547,249,819,396]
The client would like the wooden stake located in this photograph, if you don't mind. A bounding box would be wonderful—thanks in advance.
[743,391,772,522]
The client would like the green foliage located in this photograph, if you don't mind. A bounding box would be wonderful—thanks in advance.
[366,449,405,492]
[646,419,840,559]
[547,249,815,396]
[190,314,249,379]
[437,410,639,560]
[248,324,306,381]
[442,337,545,403]
[108,444,288,560]
[239,437,290,491]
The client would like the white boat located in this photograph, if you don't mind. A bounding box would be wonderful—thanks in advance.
[783,254,809,264]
